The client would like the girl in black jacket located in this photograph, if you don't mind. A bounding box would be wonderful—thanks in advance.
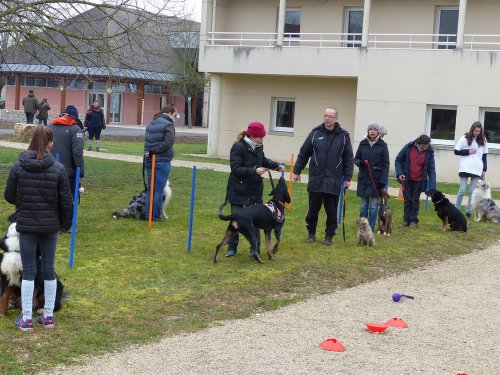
[4,125,73,331]
[224,121,284,257]
[354,122,390,232]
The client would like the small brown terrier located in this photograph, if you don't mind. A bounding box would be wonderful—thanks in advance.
[356,217,375,246]
[377,188,393,236]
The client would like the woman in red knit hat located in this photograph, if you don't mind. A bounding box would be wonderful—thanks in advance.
[224,121,285,258]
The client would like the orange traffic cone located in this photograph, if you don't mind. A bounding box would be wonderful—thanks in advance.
[319,338,346,352]
[397,186,404,200]
[384,317,408,328]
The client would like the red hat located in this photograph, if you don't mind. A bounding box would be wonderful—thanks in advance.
[246,121,267,138]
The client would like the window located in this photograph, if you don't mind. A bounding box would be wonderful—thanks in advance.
[6,77,15,85]
[67,79,88,89]
[344,8,363,47]
[427,106,457,143]
[24,77,36,86]
[284,9,301,45]
[47,79,59,88]
[481,109,500,145]
[144,84,165,94]
[89,81,107,90]
[435,8,458,49]
[272,98,295,133]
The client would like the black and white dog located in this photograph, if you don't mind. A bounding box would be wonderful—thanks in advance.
[0,222,65,315]
[112,181,172,220]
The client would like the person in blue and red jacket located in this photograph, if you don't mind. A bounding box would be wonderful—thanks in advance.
[395,134,436,228]
[49,105,85,200]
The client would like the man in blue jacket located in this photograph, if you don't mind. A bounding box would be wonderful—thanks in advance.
[293,107,354,246]
[395,134,436,228]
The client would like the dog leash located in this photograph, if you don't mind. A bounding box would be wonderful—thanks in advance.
[342,188,347,242]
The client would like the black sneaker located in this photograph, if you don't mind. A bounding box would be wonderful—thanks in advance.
[322,235,333,246]
[305,234,316,243]
[465,212,471,218]
[226,249,236,257]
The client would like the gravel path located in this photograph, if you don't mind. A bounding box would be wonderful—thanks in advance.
[42,245,499,375]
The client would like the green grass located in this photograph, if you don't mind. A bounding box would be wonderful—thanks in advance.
[0,145,499,374]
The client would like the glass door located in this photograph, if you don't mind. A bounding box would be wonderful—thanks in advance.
[435,8,458,49]
[87,93,106,113]
[344,8,363,47]
[109,93,122,123]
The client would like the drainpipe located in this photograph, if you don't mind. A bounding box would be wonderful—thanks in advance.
[277,0,286,46]
[361,0,371,48]
[208,74,221,157]
[456,0,467,49]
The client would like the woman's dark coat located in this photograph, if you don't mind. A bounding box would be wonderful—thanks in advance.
[354,137,390,197]
[144,113,175,162]
[226,138,280,206]
[4,150,73,234]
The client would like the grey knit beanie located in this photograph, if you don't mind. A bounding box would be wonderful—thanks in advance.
[367,122,380,132]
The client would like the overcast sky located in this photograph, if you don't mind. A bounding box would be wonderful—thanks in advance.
[186,0,201,21]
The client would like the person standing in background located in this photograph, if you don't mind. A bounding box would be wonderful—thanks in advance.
[293,107,354,246]
[22,90,39,124]
[454,121,488,217]
[395,134,436,228]
[354,122,390,232]
[49,105,85,200]
[224,121,284,258]
[37,98,51,126]
[143,105,176,222]
[84,100,106,151]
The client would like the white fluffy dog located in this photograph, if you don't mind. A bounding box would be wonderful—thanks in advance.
[471,180,500,223]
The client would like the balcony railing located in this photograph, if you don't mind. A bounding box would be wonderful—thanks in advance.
[206,32,500,51]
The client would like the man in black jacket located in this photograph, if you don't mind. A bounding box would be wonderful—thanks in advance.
[293,107,354,245]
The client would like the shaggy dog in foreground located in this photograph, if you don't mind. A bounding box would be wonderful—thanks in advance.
[357,217,375,246]
[112,181,172,220]
[377,188,393,236]
[431,190,467,232]
[0,222,65,316]
[214,176,291,264]
[471,180,500,223]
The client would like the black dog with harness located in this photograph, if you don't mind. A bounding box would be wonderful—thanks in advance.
[214,175,291,264]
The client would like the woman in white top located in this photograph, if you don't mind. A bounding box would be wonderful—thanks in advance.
[454,121,488,217]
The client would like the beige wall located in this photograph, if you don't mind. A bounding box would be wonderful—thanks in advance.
[216,74,357,163]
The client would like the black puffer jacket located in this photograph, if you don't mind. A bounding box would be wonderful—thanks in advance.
[294,123,354,195]
[226,138,280,206]
[144,113,175,162]
[354,137,390,197]
[4,150,73,234]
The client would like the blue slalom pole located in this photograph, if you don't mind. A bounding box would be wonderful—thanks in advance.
[69,167,81,269]
[338,176,345,223]
[55,153,60,162]
[424,179,430,211]
[281,163,285,178]
[187,166,197,253]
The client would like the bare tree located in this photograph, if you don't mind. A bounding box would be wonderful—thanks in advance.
[0,0,199,96]
[170,25,206,128]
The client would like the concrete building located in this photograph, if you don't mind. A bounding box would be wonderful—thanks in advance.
[199,0,500,186]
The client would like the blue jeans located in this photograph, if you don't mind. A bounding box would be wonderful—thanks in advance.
[145,160,171,219]
[38,118,48,126]
[455,176,479,214]
[360,196,378,232]
[25,112,35,124]
[19,232,58,281]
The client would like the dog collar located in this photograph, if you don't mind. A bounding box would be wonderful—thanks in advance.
[434,197,445,204]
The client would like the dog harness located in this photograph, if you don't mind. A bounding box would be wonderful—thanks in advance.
[265,201,285,224]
